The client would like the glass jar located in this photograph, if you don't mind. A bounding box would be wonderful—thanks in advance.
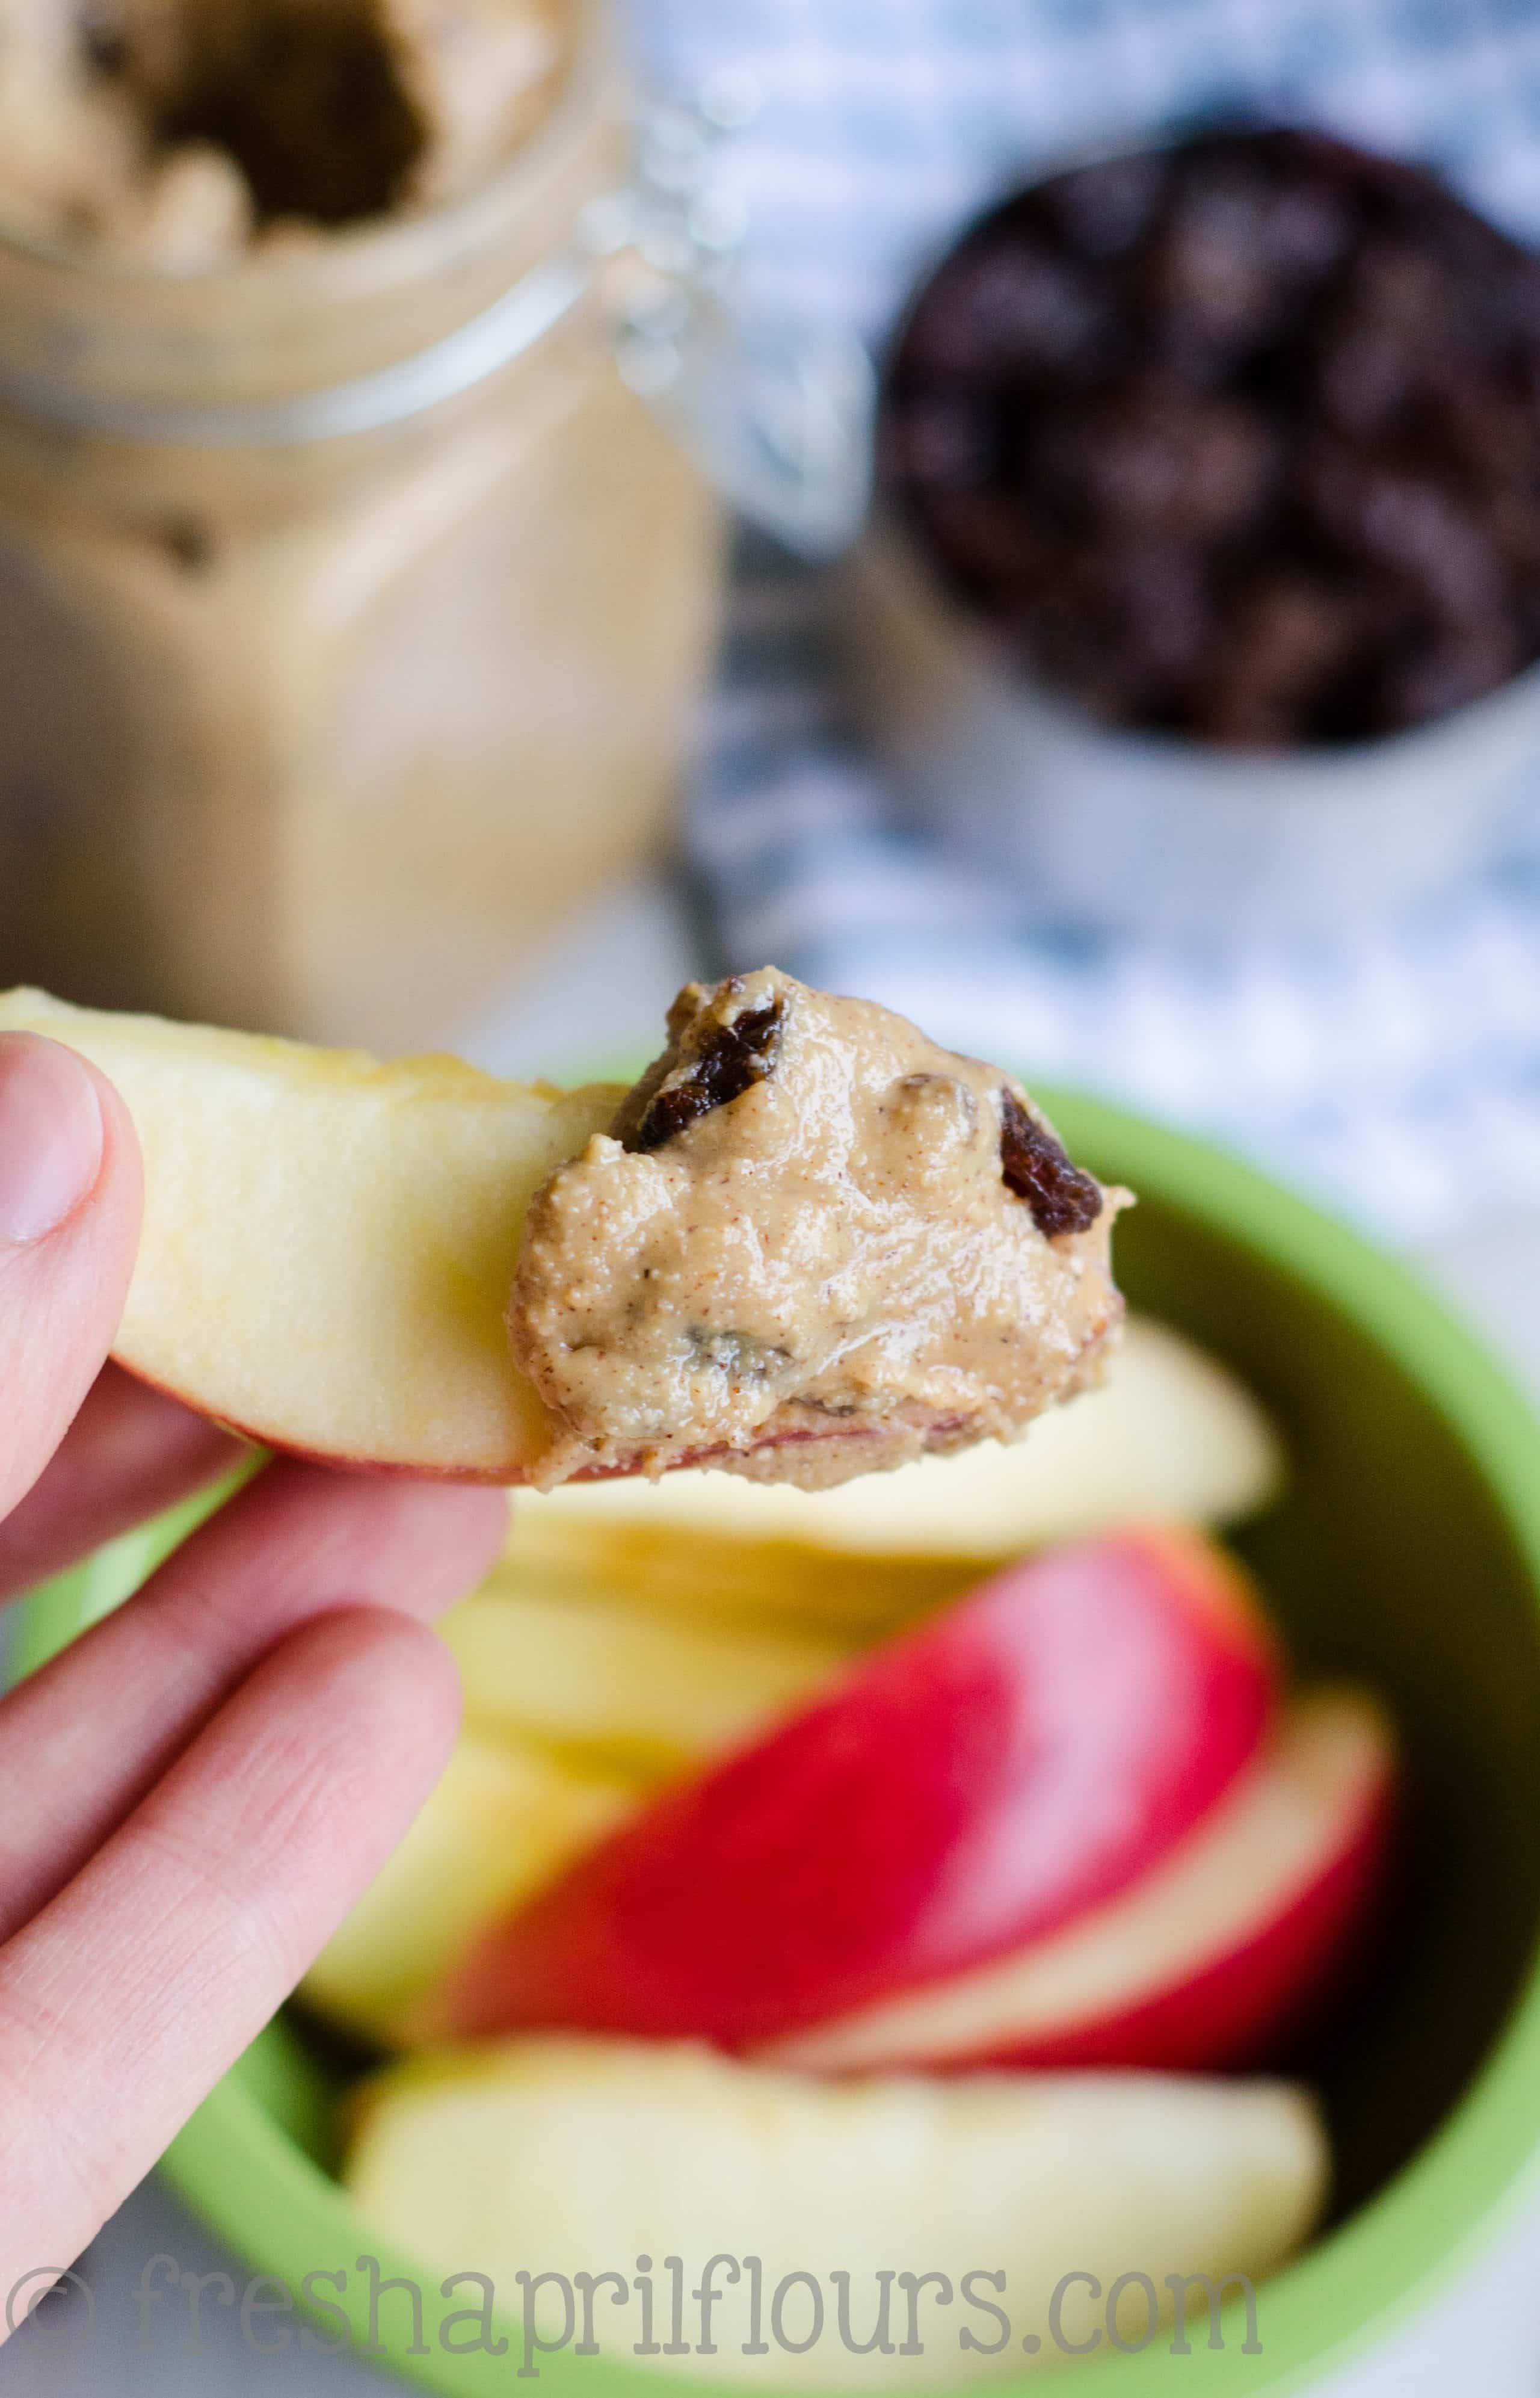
[0,0,722,1048]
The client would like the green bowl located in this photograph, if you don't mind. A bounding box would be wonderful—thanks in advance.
[19,1092,1540,2396]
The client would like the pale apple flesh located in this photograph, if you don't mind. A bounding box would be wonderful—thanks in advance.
[443,1580,855,1775]
[427,1527,1279,2050]
[763,1688,1396,2077]
[343,2035,1328,2388]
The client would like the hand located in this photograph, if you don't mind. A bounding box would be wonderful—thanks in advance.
[0,1032,507,2311]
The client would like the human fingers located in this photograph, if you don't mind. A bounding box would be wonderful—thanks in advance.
[0,1460,506,1942]
[0,1607,461,2292]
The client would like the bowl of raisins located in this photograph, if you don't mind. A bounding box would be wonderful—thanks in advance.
[846,125,1540,939]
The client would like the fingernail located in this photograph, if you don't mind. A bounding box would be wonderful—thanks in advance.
[0,1034,105,1246]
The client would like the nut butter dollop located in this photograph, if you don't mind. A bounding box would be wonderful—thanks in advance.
[509,969,1128,1490]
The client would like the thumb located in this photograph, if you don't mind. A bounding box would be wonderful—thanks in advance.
[0,1031,143,1521]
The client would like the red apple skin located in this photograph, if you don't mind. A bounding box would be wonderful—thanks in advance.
[761,1689,1396,2079]
[996,1785,1393,2072]
[431,1525,1278,2049]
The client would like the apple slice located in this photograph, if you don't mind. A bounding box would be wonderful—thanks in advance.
[0,980,1121,1489]
[301,1732,642,2046]
[764,1688,1395,2077]
[345,2035,1327,2385]
[444,1582,854,1773]
[0,987,622,1479]
[493,1540,966,1643]
[428,1527,1278,2050]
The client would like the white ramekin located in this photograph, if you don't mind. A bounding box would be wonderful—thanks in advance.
[837,519,1540,942]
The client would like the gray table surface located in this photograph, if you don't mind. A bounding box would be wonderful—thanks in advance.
[5,873,1540,2396]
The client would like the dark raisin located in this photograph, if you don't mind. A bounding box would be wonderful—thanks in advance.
[615,1000,783,1154]
[157,516,215,573]
[1372,613,1522,731]
[1192,575,1364,747]
[999,1089,1103,1236]
[78,5,127,76]
[1043,154,1168,263]
[1299,449,1502,620]
[1013,539,1214,722]
[1029,391,1277,541]
[906,238,1113,382]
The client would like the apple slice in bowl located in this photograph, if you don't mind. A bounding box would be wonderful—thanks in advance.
[427,1526,1278,2049]
[343,2034,1329,2387]
[764,1687,1397,2077]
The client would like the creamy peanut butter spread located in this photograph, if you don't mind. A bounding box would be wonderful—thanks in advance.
[509,969,1128,1491]
[0,0,564,269]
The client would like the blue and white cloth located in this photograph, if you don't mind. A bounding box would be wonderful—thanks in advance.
[631,0,1540,1246]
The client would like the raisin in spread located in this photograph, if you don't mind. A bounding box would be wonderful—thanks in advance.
[508,969,1126,1489]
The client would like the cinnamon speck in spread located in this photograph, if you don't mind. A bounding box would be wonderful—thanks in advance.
[508,969,1128,1489]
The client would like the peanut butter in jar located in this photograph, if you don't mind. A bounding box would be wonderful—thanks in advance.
[0,0,722,1046]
